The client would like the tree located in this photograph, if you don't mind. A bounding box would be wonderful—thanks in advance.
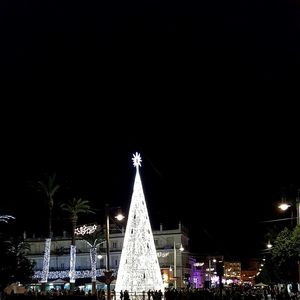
[115,152,164,296]
[256,256,280,285]
[270,226,299,283]
[33,173,62,292]
[60,197,94,291]
[35,173,61,238]
[78,227,105,294]
[0,235,35,289]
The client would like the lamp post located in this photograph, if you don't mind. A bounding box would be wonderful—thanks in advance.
[104,204,125,300]
[278,191,300,227]
[207,258,216,289]
[173,241,184,289]
[278,190,300,282]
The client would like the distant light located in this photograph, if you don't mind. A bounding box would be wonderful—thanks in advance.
[179,244,184,252]
[194,262,204,267]
[97,255,103,259]
[267,241,272,249]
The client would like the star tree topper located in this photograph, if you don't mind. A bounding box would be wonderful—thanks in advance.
[132,152,142,168]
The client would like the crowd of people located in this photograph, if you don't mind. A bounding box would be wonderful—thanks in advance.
[1,284,298,300]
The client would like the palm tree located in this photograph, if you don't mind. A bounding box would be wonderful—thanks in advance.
[81,228,105,294]
[34,173,61,292]
[36,173,61,238]
[60,197,94,292]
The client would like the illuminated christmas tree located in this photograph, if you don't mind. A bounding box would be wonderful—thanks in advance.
[115,152,164,296]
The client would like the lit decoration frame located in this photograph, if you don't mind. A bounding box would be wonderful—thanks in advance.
[75,224,97,236]
[115,152,164,295]
[75,224,103,284]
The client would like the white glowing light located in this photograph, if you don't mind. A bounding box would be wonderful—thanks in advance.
[194,262,204,267]
[75,224,97,236]
[132,152,142,168]
[34,269,113,280]
[90,247,97,282]
[278,203,291,211]
[69,245,76,283]
[115,213,125,221]
[0,215,15,223]
[156,252,170,258]
[115,153,164,295]
[41,238,51,283]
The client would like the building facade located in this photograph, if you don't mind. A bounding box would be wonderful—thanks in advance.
[25,222,198,289]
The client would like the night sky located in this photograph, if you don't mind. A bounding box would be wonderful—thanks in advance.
[0,0,299,264]
[0,0,299,82]
[1,110,300,264]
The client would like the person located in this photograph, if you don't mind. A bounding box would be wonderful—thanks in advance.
[124,290,130,300]
[120,290,124,300]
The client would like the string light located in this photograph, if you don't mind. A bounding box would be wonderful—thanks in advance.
[75,224,97,236]
[41,238,51,283]
[69,245,76,283]
[115,153,164,295]
[34,269,114,280]
[90,247,97,281]
[0,215,15,223]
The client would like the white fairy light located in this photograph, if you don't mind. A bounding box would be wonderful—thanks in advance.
[41,238,51,283]
[69,245,76,283]
[0,215,15,223]
[115,153,164,295]
[156,252,170,258]
[132,152,142,168]
[34,268,113,280]
[74,224,97,236]
[90,247,97,282]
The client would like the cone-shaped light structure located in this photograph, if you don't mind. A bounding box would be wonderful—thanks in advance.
[115,152,164,295]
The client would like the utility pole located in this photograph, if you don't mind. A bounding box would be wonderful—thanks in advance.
[105,204,112,300]
[174,241,177,289]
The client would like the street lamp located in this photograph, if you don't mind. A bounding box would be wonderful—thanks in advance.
[173,241,184,289]
[266,240,272,249]
[278,190,300,282]
[207,258,216,288]
[278,191,300,227]
[104,204,125,300]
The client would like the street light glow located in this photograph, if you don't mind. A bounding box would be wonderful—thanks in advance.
[278,203,291,211]
[115,213,125,221]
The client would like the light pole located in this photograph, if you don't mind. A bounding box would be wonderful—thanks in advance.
[104,204,125,300]
[207,258,216,289]
[278,191,300,226]
[173,241,184,289]
[278,190,300,282]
